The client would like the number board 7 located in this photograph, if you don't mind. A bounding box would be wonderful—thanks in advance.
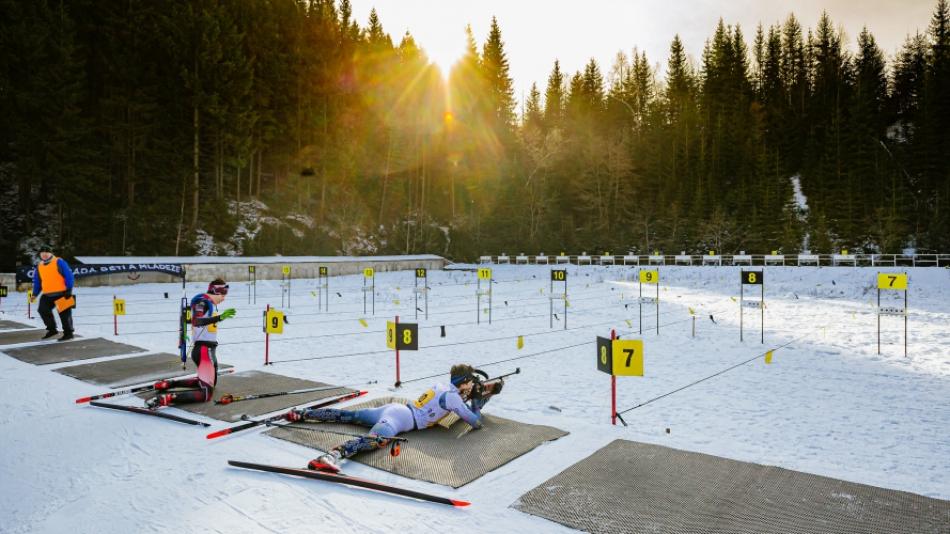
[877,273,907,290]
[639,270,659,284]
[415,268,427,278]
[477,268,492,280]
[551,269,567,281]
[742,271,763,285]
[612,339,644,376]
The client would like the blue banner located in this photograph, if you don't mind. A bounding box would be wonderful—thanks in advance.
[16,263,185,284]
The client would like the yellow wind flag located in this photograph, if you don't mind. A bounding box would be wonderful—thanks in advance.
[517,336,524,349]
[625,319,633,327]
[358,319,368,328]
[394,299,400,305]
[730,296,736,302]
[310,291,317,297]
[688,307,696,316]
[539,288,544,294]
[765,350,774,364]
[565,300,570,307]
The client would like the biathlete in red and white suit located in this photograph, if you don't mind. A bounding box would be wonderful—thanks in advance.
[147,279,236,408]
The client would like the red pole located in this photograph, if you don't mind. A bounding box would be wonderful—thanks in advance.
[265,304,270,365]
[395,315,401,385]
[611,328,617,425]
[113,295,118,336]
[28,293,32,319]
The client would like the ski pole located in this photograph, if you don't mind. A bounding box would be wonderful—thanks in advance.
[206,390,367,440]
[263,421,409,443]
[216,380,378,405]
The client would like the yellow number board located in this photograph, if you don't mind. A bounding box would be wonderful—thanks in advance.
[639,270,659,284]
[282,265,291,275]
[477,268,492,280]
[265,309,284,334]
[612,339,644,376]
[877,273,907,290]
[113,299,126,316]
[364,268,375,278]
[386,321,396,349]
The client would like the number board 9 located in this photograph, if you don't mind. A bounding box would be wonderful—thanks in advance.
[551,269,567,281]
[265,309,284,334]
[877,273,907,290]
[639,270,659,284]
[319,266,328,276]
[364,268,375,278]
[415,268,427,278]
[282,265,291,275]
[477,268,492,280]
[742,271,763,285]
[612,339,644,376]
[596,336,613,374]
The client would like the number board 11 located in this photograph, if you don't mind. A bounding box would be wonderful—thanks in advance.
[415,268,427,278]
[551,269,567,281]
[113,299,126,316]
[477,268,492,280]
[742,271,763,285]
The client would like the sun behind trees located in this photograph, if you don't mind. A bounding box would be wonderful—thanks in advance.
[1,0,948,265]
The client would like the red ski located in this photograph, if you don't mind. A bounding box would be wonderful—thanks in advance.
[228,460,469,507]
[206,390,367,440]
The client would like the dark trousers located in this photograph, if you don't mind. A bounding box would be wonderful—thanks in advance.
[38,293,73,334]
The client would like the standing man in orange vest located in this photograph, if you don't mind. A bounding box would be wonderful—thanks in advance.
[32,244,75,341]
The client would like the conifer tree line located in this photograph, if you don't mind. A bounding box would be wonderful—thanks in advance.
[1,0,948,266]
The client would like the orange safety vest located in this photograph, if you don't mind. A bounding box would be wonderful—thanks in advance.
[37,256,67,294]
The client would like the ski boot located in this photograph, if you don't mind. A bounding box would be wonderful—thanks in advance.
[146,393,174,409]
[307,451,342,474]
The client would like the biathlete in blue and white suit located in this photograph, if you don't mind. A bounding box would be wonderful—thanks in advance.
[284,364,504,473]
[146,279,236,408]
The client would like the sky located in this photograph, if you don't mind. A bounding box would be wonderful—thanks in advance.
[349,0,938,102]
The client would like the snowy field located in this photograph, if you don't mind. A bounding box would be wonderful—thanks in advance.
[1,263,948,533]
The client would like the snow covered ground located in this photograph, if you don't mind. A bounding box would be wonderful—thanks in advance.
[1,263,948,533]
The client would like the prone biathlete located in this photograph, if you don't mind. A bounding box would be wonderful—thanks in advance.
[146,279,236,408]
[283,364,503,473]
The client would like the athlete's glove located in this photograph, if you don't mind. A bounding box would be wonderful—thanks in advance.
[219,308,237,320]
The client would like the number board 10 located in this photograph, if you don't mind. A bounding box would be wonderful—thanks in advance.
[877,273,907,290]
[639,270,659,284]
[415,268,427,278]
[265,309,284,334]
[551,269,567,281]
[386,321,418,350]
[477,268,492,280]
[742,271,763,285]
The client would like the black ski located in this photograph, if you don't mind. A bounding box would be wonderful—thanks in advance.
[228,460,469,507]
[75,368,236,404]
[89,401,210,427]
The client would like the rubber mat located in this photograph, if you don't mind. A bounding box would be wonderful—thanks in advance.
[512,439,950,534]
[0,329,49,346]
[54,352,234,388]
[0,320,34,331]
[3,337,140,365]
[266,396,568,488]
[139,370,354,423]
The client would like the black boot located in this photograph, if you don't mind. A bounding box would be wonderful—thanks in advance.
[57,331,74,342]
[42,330,58,340]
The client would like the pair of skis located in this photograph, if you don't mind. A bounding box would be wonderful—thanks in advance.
[74,368,237,404]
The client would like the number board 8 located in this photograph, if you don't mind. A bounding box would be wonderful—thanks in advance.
[415,268,427,278]
[596,336,613,374]
[742,271,763,285]
[639,270,659,284]
[551,269,567,281]
[877,273,907,290]
[477,268,492,280]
